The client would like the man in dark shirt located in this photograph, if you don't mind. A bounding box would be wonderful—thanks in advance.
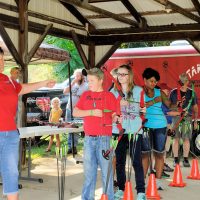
[170,73,198,167]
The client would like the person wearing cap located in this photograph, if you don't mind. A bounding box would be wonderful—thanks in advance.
[73,68,119,200]
[63,69,88,154]
[170,73,198,167]
[10,67,21,81]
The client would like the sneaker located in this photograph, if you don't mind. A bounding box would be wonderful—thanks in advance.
[156,179,164,190]
[148,169,156,176]
[164,163,174,172]
[114,189,124,199]
[137,192,146,200]
[173,158,179,167]
[183,159,190,167]
[162,171,170,178]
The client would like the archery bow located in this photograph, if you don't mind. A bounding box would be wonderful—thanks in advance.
[101,65,125,159]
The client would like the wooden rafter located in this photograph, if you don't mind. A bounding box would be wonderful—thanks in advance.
[89,0,118,2]
[60,0,139,27]
[60,1,91,27]
[153,0,200,23]
[85,8,197,19]
[0,13,88,45]
[71,30,90,69]
[191,0,200,16]
[0,2,85,31]
[95,41,121,68]
[27,24,53,64]
[0,22,23,65]
[120,0,147,28]
[187,38,200,54]
[90,28,200,45]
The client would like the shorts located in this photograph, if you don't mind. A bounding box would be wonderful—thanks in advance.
[172,116,192,139]
[0,130,20,195]
[142,127,167,154]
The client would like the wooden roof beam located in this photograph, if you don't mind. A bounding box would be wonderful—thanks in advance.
[0,2,85,31]
[59,0,93,29]
[71,30,90,69]
[191,0,200,16]
[153,0,200,23]
[60,0,139,27]
[187,38,200,54]
[89,0,119,2]
[120,0,147,28]
[0,13,88,45]
[89,29,200,44]
[27,24,53,64]
[0,22,23,66]
[95,41,121,68]
[90,23,200,35]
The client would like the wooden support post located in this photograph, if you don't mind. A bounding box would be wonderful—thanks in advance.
[88,42,95,68]
[95,41,121,68]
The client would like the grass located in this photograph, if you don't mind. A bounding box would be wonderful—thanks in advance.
[28,134,84,160]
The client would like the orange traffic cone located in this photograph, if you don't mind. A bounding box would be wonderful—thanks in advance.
[169,164,186,187]
[146,173,160,200]
[123,181,134,200]
[187,159,200,180]
[100,194,108,200]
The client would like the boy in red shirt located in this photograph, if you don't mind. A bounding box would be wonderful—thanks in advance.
[73,68,118,200]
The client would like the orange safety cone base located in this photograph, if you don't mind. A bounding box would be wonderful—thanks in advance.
[123,181,134,200]
[187,159,200,180]
[100,194,108,200]
[146,174,160,200]
[187,175,200,180]
[169,182,186,187]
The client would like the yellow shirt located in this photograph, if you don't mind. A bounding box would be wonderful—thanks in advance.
[50,108,62,123]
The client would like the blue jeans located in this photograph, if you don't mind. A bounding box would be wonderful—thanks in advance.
[82,136,114,200]
[142,127,167,153]
[0,130,20,195]
[65,108,78,148]
[114,134,145,193]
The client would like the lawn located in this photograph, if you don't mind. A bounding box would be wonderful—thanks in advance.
[29,134,84,159]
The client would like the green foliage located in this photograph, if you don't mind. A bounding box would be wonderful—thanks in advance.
[120,41,171,48]
[44,36,84,82]
[28,64,55,83]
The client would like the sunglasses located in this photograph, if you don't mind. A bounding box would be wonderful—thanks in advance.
[116,73,129,77]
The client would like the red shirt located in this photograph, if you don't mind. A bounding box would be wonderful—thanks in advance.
[0,73,22,131]
[76,91,117,136]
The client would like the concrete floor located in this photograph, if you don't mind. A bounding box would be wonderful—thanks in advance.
[1,156,200,200]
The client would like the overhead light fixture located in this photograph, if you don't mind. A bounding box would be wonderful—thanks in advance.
[165,4,172,13]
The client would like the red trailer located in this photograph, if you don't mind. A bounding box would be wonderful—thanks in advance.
[104,44,200,119]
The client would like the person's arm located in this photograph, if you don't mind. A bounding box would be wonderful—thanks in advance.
[19,80,56,95]
[63,80,76,94]
[73,107,103,118]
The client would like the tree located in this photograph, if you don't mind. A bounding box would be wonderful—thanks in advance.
[120,41,171,48]
[44,36,84,82]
